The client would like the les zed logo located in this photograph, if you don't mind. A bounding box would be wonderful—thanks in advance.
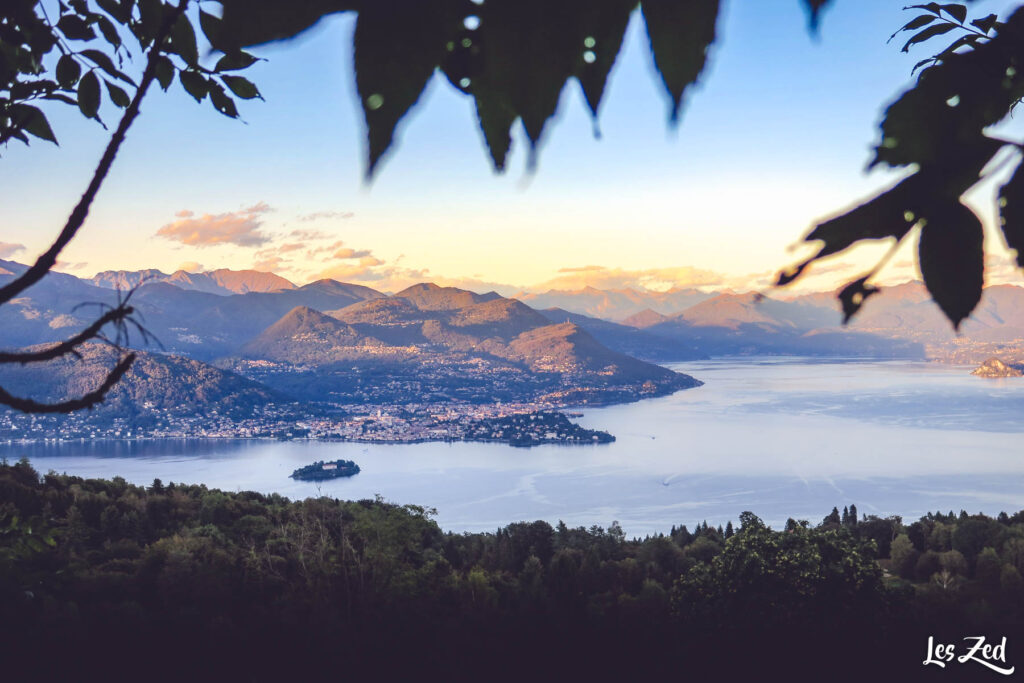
[924,636,1015,675]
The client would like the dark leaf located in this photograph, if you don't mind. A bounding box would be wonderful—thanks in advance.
[888,15,935,42]
[642,0,720,124]
[81,48,135,86]
[78,70,100,119]
[215,51,260,72]
[801,0,833,32]
[105,80,130,107]
[901,23,957,52]
[911,58,935,75]
[872,26,1021,171]
[354,0,463,177]
[155,55,175,90]
[96,16,122,48]
[802,173,930,261]
[209,84,239,118]
[136,0,163,44]
[171,14,199,66]
[221,75,261,100]
[906,3,942,15]
[96,0,130,23]
[936,34,981,60]
[775,260,812,287]
[918,200,983,329]
[57,14,96,41]
[998,159,1024,269]
[179,70,208,102]
[9,104,57,144]
[939,3,967,24]
[199,10,223,47]
[56,54,81,88]
[217,0,358,49]
[472,84,517,172]
[971,14,998,34]
[11,81,60,99]
[573,0,635,119]
[837,277,881,324]
[42,92,78,105]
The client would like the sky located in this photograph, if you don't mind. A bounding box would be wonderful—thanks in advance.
[2,0,1024,295]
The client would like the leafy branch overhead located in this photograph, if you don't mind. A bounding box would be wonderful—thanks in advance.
[219,0,1024,330]
[780,2,1024,330]
[217,0,734,176]
[1,0,263,152]
[0,0,261,413]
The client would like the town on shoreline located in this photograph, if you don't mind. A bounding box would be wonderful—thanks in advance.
[0,401,614,448]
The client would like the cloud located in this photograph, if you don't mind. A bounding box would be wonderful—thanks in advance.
[276,243,304,254]
[557,265,605,274]
[54,261,89,271]
[253,255,291,272]
[0,242,25,259]
[176,261,205,273]
[298,210,354,223]
[535,265,726,292]
[306,240,346,256]
[332,247,373,260]
[290,229,331,241]
[157,202,274,248]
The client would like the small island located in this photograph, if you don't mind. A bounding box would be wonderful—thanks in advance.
[290,459,361,481]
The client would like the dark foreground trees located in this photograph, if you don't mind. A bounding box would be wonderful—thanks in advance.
[2,460,1022,681]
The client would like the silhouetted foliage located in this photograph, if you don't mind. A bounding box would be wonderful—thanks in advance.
[0,0,258,413]
[780,2,1024,329]
[1,461,1023,679]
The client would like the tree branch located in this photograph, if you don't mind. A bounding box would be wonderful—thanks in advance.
[0,304,134,364]
[0,0,189,306]
[0,352,135,414]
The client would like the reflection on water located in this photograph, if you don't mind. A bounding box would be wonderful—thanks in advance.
[4,359,1024,536]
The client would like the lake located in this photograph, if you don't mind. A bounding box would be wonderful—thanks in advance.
[4,358,1024,537]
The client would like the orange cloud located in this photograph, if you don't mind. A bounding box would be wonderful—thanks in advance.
[0,242,25,259]
[537,265,725,292]
[333,247,373,259]
[157,202,273,248]
[253,255,291,272]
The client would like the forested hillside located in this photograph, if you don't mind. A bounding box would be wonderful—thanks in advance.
[1,460,1021,680]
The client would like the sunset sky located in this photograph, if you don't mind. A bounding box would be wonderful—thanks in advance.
[3,0,1024,295]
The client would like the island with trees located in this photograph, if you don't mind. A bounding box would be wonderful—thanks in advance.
[290,459,360,481]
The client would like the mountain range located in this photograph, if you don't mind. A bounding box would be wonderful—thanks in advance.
[0,263,700,410]
[6,261,1024,416]
[223,284,697,405]
[91,267,296,296]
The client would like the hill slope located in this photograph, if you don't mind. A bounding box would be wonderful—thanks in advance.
[0,343,282,418]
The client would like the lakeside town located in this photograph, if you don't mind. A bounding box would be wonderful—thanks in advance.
[0,401,614,448]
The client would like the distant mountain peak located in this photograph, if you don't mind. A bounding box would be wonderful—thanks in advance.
[396,283,495,311]
[622,308,669,328]
[91,267,296,296]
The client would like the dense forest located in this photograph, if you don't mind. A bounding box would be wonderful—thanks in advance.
[1,459,1021,681]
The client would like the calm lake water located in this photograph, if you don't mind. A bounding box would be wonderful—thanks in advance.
[5,358,1024,536]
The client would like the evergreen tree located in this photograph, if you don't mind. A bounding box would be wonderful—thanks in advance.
[725,521,734,539]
